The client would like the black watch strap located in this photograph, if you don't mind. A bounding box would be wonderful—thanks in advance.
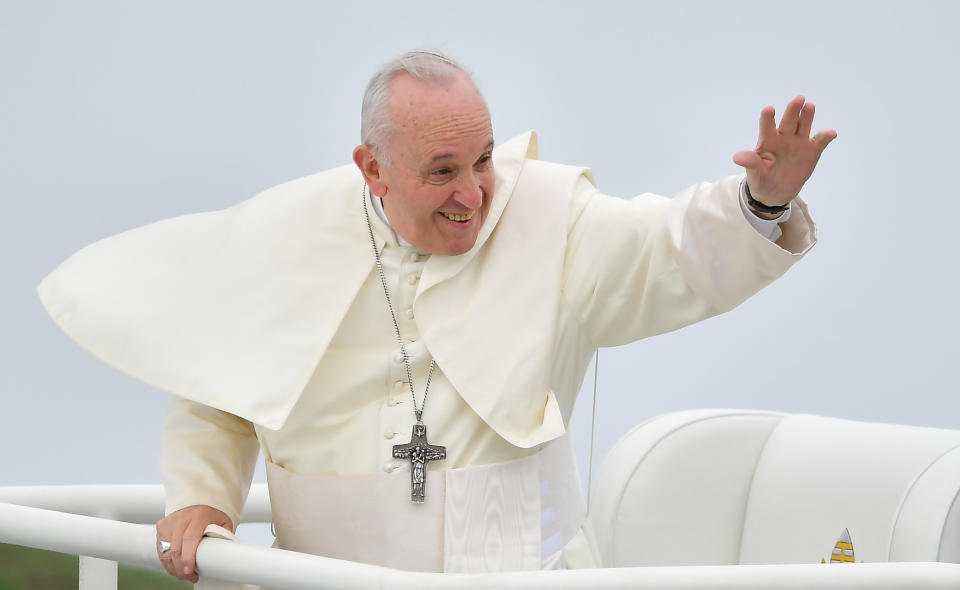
[745,183,790,214]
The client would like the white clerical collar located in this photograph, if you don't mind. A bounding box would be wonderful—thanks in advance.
[369,192,413,248]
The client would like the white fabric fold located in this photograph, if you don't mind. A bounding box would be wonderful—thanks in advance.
[40,130,816,451]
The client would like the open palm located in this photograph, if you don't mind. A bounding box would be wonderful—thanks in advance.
[733,95,837,207]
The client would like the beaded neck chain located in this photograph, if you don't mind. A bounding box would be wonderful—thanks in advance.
[361,183,446,503]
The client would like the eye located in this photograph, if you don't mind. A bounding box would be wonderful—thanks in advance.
[431,167,452,177]
[475,153,492,168]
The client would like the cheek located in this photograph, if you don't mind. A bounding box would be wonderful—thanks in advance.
[415,188,448,221]
[480,171,496,200]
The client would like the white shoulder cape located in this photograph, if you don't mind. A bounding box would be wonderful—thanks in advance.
[39,132,588,447]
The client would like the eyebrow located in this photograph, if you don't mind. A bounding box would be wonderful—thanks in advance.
[429,141,495,163]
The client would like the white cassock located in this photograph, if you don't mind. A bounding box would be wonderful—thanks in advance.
[38,131,817,573]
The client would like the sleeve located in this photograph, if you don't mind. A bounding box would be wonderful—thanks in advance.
[561,174,817,347]
[738,180,792,242]
[161,396,261,529]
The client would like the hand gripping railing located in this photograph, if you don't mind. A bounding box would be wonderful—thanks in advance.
[2,486,960,590]
[0,483,271,589]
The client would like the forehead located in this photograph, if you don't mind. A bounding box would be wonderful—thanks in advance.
[387,72,493,161]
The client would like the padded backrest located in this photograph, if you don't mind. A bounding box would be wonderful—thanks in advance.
[588,409,784,566]
[739,414,960,565]
[590,410,960,567]
[891,445,960,563]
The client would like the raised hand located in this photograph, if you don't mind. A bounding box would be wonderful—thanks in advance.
[733,95,837,208]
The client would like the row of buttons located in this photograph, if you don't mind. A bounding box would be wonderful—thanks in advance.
[382,249,426,475]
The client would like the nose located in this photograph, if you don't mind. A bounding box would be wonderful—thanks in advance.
[454,170,483,209]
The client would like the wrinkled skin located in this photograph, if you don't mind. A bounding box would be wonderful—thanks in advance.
[353,70,496,256]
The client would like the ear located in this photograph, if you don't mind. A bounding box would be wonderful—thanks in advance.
[353,145,388,197]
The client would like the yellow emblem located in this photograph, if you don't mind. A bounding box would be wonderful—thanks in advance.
[821,528,855,563]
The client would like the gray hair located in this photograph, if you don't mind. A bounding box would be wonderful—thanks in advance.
[360,50,476,163]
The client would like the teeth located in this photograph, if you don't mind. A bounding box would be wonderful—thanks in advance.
[441,211,475,222]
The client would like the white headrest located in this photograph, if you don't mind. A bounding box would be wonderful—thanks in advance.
[589,410,784,566]
[739,414,960,564]
[590,410,960,567]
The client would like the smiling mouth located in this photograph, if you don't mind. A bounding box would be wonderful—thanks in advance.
[440,211,475,223]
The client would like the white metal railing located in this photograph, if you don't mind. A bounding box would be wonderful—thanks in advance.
[0,483,272,523]
[2,485,960,589]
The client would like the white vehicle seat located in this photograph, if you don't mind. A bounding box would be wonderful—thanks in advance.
[588,409,960,567]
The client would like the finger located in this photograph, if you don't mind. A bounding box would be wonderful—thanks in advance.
[733,150,763,170]
[778,95,805,135]
[757,106,777,145]
[158,551,178,579]
[812,129,838,151]
[180,519,206,583]
[156,534,178,579]
[797,101,815,138]
[157,520,184,579]
[168,517,194,581]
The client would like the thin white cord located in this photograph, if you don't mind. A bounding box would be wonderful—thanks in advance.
[585,349,599,513]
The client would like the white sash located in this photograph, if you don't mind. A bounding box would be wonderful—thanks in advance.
[266,433,585,572]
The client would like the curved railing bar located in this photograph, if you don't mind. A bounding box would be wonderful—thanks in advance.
[2,502,960,590]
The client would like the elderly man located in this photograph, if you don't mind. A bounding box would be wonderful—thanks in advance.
[39,50,834,582]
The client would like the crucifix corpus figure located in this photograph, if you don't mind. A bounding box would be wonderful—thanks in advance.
[392,423,447,502]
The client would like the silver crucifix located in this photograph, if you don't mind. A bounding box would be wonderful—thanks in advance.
[392,423,446,503]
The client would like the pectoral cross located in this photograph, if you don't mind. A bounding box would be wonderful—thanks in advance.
[392,423,446,503]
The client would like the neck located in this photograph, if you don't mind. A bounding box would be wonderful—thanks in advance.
[370,193,412,248]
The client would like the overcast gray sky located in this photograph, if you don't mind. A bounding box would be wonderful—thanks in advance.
[2,1,957,542]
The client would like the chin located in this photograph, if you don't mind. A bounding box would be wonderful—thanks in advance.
[441,233,482,256]
[445,244,473,256]
[428,240,469,256]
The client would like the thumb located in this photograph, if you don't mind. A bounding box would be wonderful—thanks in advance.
[733,150,762,170]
